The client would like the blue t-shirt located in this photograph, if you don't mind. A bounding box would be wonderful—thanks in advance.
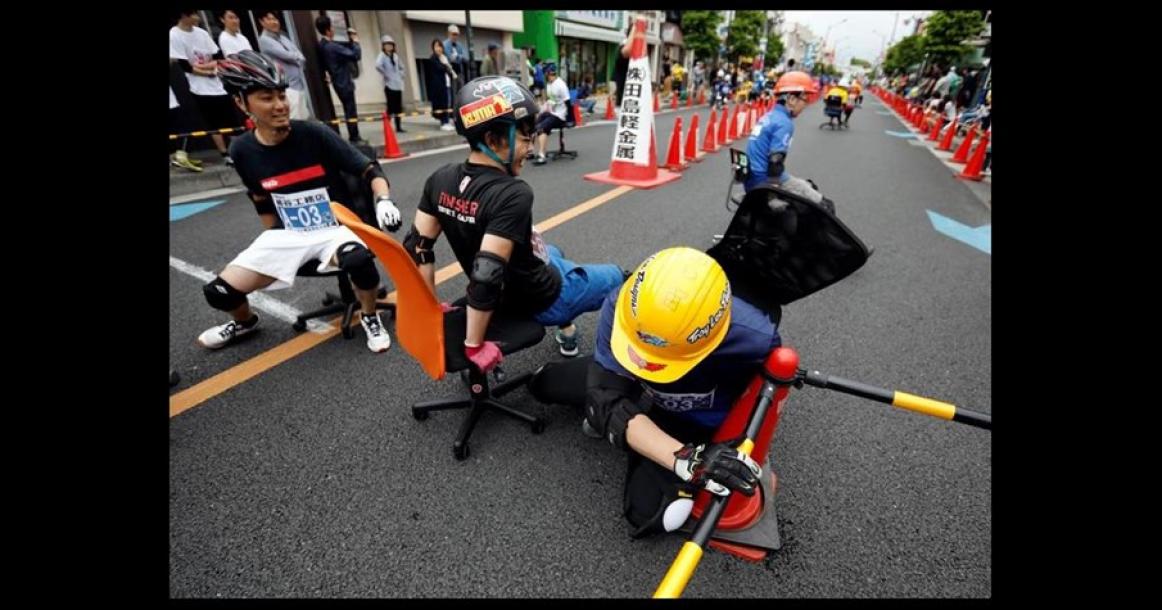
[593,291,781,429]
[744,104,795,191]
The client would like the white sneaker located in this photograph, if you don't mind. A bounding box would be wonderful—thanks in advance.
[361,312,392,353]
[197,315,259,349]
[439,123,455,131]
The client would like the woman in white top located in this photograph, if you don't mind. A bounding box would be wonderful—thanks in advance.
[376,35,407,134]
[217,10,253,57]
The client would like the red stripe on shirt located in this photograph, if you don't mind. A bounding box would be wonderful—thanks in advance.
[260,165,326,190]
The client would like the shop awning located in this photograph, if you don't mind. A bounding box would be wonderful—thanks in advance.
[555,19,626,44]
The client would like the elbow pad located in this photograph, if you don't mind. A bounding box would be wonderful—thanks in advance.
[585,361,651,450]
[767,151,786,181]
[466,251,507,311]
[362,162,389,189]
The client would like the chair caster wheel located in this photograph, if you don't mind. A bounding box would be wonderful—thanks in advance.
[322,295,334,306]
[292,320,306,332]
[342,324,355,339]
[453,442,470,460]
[531,420,545,434]
[412,409,429,421]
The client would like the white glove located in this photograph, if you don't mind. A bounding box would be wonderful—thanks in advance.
[375,197,402,233]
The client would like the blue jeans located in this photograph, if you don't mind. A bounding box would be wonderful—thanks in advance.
[579,99,596,114]
[534,244,625,327]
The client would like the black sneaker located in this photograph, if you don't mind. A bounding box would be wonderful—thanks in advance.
[555,328,580,357]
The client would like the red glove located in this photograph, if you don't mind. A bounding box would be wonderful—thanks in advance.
[464,341,503,373]
[440,302,460,313]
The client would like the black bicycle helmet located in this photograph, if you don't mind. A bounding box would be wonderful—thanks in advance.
[218,50,288,96]
[453,76,539,175]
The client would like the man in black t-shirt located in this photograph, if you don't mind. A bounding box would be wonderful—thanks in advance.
[198,51,404,353]
[401,76,627,372]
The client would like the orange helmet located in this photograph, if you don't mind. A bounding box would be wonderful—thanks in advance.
[773,71,818,95]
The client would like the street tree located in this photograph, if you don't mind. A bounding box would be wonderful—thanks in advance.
[680,11,723,64]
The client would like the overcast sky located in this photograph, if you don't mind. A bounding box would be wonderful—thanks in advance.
[782,10,930,66]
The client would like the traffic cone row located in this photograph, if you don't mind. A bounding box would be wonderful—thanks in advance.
[882,84,990,183]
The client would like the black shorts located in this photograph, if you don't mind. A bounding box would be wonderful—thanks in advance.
[192,93,242,131]
[536,113,567,135]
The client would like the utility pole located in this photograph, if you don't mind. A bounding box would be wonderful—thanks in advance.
[464,11,475,81]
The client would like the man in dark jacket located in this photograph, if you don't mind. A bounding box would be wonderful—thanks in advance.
[316,15,364,144]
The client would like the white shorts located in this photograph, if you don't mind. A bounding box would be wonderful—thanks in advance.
[287,87,310,121]
[227,225,364,291]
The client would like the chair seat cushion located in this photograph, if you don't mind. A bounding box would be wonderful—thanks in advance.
[442,307,546,372]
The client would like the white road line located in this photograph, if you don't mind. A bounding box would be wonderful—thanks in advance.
[169,256,333,333]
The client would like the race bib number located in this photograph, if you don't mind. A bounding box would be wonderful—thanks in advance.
[272,187,337,232]
[645,387,716,413]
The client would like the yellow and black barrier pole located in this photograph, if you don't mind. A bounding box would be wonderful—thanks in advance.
[168,109,455,140]
[799,369,991,430]
[653,378,781,598]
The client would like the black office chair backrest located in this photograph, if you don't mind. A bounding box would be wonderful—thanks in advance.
[706,184,871,311]
[563,99,576,128]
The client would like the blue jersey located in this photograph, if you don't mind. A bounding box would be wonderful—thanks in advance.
[744,104,795,191]
[593,291,781,429]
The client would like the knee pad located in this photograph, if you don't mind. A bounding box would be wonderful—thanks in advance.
[336,242,380,290]
[466,251,507,311]
[203,276,247,312]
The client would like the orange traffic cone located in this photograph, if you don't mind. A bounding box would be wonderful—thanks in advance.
[382,111,408,159]
[685,113,700,162]
[572,101,584,127]
[654,93,660,113]
[950,125,978,164]
[703,109,719,153]
[687,90,694,107]
[604,96,615,120]
[698,89,706,105]
[671,93,679,110]
[937,119,958,151]
[955,131,990,181]
[719,104,730,145]
[583,17,679,189]
[662,116,684,171]
[927,115,944,141]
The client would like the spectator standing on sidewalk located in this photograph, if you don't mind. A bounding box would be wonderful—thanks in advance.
[376,34,408,134]
[425,38,458,131]
[169,10,236,166]
[443,24,470,82]
[217,10,252,56]
[257,10,311,120]
[316,14,365,144]
[480,43,501,76]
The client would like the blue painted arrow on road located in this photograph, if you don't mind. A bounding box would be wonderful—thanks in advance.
[885,130,919,138]
[170,199,226,222]
[926,210,990,254]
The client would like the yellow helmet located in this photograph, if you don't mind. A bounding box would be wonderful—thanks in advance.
[611,247,732,384]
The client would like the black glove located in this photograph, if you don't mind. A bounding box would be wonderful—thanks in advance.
[806,178,821,192]
[672,437,761,497]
